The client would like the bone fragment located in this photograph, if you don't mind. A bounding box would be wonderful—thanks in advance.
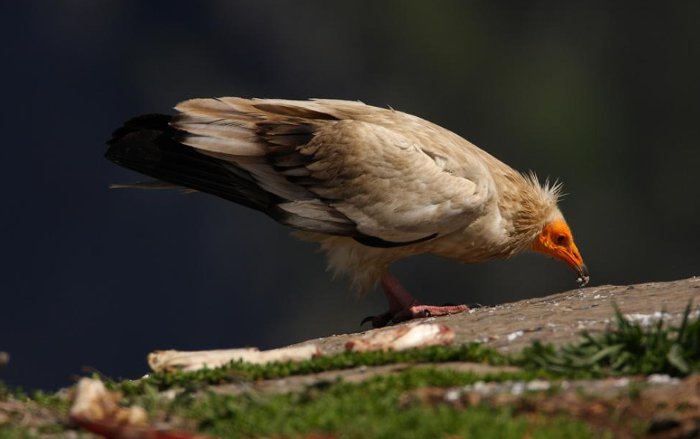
[148,344,320,373]
[70,378,147,426]
[345,323,455,352]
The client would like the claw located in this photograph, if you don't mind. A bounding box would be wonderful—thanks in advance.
[365,272,471,328]
[361,312,393,328]
[362,304,469,328]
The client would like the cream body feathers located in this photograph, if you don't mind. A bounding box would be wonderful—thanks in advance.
[115,98,563,292]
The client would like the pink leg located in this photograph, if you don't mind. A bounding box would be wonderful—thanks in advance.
[361,272,469,328]
[380,272,418,312]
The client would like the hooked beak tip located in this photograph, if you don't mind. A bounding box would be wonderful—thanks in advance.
[576,264,590,287]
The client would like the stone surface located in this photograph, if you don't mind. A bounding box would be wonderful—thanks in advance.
[295,277,700,354]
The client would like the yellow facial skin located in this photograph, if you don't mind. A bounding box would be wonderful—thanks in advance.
[532,219,589,286]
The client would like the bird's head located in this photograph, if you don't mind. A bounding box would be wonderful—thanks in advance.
[531,218,589,286]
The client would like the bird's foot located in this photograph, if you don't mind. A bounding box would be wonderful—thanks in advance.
[361,304,469,328]
[361,272,469,328]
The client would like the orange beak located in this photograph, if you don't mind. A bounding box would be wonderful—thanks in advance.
[532,219,589,286]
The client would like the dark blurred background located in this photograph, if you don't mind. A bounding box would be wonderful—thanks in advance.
[1,1,698,390]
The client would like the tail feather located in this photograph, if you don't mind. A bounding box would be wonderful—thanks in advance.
[105,113,359,237]
[109,180,195,192]
[105,114,276,213]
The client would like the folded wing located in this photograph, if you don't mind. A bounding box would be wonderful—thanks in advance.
[110,98,494,247]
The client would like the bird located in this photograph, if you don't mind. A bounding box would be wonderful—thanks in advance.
[106,97,588,327]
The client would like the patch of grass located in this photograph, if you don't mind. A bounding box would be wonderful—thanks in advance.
[0,382,71,437]
[26,391,69,412]
[518,302,700,377]
[0,383,26,402]
[180,368,604,439]
[0,426,38,439]
[0,383,67,411]
[114,342,510,395]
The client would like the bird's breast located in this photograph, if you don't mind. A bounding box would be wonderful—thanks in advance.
[424,204,513,263]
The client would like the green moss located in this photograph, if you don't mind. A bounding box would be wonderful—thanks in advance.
[26,391,69,412]
[179,368,603,439]
[114,342,511,395]
[0,386,71,438]
[0,426,39,439]
[0,383,26,402]
[114,368,604,438]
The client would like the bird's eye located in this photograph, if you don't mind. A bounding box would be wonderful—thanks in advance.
[555,234,568,245]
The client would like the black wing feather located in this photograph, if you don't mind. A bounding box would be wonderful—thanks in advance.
[105,113,437,248]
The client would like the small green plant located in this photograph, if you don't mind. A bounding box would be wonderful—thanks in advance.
[518,302,699,377]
